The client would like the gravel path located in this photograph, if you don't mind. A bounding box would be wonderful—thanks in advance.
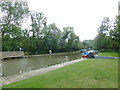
[1,58,86,86]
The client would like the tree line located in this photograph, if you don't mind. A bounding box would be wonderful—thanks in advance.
[0,1,84,54]
[1,1,119,55]
[83,16,120,52]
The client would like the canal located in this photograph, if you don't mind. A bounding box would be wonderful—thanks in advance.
[1,52,81,76]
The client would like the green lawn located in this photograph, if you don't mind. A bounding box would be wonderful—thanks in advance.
[99,52,119,57]
[3,59,118,88]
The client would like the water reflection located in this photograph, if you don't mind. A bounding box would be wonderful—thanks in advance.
[2,52,81,76]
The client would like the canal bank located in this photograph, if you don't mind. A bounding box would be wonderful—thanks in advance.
[1,51,80,60]
[26,51,80,57]
[0,51,24,60]
[1,58,86,86]
[1,51,82,77]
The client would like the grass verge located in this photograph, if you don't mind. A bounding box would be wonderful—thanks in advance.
[3,59,118,88]
[99,52,119,57]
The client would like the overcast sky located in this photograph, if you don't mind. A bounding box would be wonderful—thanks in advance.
[27,0,119,41]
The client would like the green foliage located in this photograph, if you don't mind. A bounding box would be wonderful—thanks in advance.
[94,33,111,51]
[0,1,29,36]
[61,27,82,51]
[43,23,62,52]
[82,40,94,49]
[30,11,46,38]
[1,1,120,54]
[1,1,29,51]
[93,16,120,52]
[1,1,83,54]
[109,16,120,52]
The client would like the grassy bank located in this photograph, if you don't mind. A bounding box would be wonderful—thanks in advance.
[99,52,119,57]
[3,59,118,88]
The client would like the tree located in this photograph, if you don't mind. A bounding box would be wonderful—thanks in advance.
[0,1,29,51]
[43,23,62,53]
[109,16,120,52]
[0,1,83,54]
[26,11,47,54]
[0,1,29,36]
[62,27,82,51]
[82,40,94,49]
[97,17,110,35]
[94,33,111,51]
[93,17,111,51]
[30,11,46,38]
[73,36,83,51]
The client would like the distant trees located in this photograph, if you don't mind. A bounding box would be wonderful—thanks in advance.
[93,17,111,51]
[1,1,83,54]
[3,1,119,54]
[82,16,120,52]
[43,23,62,53]
[62,27,83,52]
[82,40,94,49]
[93,16,120,52]
[93,33,111,51]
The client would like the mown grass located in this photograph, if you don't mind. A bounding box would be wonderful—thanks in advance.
[3,59,118,88]
[99,52,119,57]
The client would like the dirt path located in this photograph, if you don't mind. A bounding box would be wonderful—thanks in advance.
[1,58,86,86]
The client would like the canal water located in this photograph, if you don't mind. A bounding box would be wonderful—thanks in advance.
[1,52,81,76]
